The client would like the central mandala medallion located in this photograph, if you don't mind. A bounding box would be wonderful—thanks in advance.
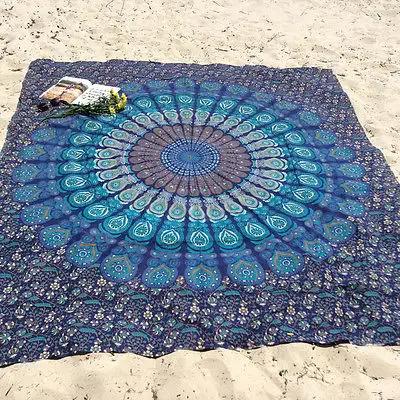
[161,139,220,176]
[129,124,252,196]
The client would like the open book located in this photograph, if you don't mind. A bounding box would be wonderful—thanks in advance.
[40,76,120,105]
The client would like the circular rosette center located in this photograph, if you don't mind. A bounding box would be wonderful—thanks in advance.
[161,139,220,175]
[128,124,252,197]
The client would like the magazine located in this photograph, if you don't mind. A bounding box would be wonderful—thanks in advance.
[39,76,120,105]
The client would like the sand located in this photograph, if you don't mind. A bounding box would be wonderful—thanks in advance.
[0,0,399,398]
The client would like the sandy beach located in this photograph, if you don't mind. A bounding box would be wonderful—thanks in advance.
[0,0,399,398]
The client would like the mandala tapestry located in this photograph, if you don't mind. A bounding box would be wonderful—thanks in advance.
[0,60,399,366]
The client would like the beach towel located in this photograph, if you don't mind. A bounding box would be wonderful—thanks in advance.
[0,60,398,366]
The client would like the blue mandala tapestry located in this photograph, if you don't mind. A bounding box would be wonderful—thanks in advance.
[0,60,399,366]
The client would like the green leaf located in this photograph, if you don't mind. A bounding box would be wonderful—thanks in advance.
[224,290,241,296]
[28,336,46,343]
[182,327,200,334]
[34,302,53,308]
[280,325,296,333]
[377,326,396,334]
[329,328,345,334]
[364,291,380,298]
[79,327,97,334]
[231,327,247,334]
[130,331,150,340]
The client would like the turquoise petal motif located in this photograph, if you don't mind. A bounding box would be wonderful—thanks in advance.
[227,259,265,285]
[302,239,333,260]
[12,165,40,183]
[269,250,304,275]
[323,219,356,243]
[40,226,71,249]
[13,185,42,203]
[67,242,100,267]
[142,264,178,288]
[102,215,130,235]
[10,77,370,289]
[21,205,52,225]
[100,255,137,283]
[129,221,154,241]
[157,228,182,250]
[184,264,221,290]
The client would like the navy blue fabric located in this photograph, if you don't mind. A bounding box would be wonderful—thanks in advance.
[0,60,399,366]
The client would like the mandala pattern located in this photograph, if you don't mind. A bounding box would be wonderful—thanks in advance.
[10,77,371,289]
[0,60,399,366]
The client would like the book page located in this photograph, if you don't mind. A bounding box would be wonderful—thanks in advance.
[72,84,120,105]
